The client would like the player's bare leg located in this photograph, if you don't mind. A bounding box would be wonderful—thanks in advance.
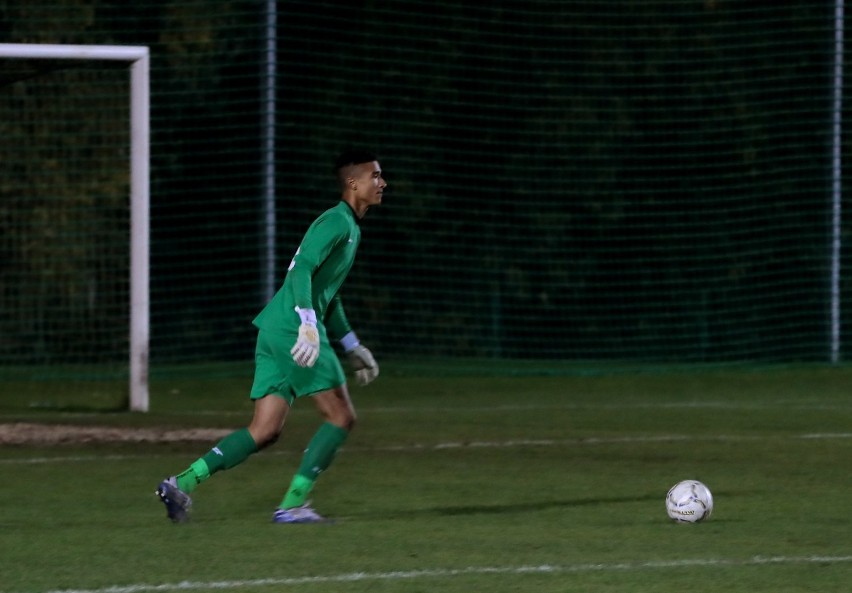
[312,384,357,430]
[247,393,291,447]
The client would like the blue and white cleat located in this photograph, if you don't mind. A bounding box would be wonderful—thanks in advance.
[155,477,192,523]
[272,503,330,524]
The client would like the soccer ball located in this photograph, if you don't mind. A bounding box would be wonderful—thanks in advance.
[665,479,713,523]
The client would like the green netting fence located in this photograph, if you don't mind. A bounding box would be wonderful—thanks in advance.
[0,2,848,398]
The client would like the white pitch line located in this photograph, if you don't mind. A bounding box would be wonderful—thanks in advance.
[0,453,152,465]
[0,432,850,465]
[13,555,852,593]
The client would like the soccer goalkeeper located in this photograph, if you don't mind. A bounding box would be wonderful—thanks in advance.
[156,149,385,523]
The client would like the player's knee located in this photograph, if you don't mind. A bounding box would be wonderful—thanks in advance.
[260,430,282,448]
[327,409,356,432]
[341,410,357,432]
[249,424,282,449]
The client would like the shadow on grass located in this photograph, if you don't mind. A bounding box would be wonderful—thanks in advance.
[429,494,660,516]
[345,493,665,520]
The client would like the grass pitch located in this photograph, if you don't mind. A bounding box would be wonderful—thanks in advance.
[1,364,850,593]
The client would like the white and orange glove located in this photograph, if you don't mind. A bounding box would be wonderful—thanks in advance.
[340,331,379,385]
[290,307,319,367]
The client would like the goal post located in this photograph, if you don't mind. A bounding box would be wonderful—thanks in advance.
[0,43,150,412]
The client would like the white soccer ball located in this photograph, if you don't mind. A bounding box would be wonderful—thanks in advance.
[666,479,713,523]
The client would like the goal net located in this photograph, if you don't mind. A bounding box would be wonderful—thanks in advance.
[0,44,149,411]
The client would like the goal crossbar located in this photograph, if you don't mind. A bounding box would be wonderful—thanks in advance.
[0,43,150,412]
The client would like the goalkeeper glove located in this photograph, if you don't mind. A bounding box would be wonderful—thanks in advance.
[290,307,319,367]
[340,331,379,386]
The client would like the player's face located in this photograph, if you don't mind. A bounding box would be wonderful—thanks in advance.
[352,161,386,208]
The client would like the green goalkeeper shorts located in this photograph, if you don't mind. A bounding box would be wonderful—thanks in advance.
[249,329,346,405]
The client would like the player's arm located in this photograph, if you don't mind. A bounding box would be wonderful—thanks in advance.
[288,214,346,310]
[327,295,379,386]
[288,214,347,367]
[325,294,352,339]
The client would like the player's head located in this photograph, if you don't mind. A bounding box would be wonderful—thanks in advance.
[335,150,379,185]
[335,149,385,217]
[335,149,378,170]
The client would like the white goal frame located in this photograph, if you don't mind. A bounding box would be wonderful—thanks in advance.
[0,43,151,412]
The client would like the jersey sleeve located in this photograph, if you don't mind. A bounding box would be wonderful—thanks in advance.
[324,293,353,340]
[288,211,349,311]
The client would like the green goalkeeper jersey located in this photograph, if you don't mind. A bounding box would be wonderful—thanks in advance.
[253,201,360,340]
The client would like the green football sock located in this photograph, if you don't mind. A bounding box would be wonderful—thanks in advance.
[175,428,258,493]
[280,474,315,509]
[280,422,348,508]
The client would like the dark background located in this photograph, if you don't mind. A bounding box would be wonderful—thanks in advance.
[0,1,845,366]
